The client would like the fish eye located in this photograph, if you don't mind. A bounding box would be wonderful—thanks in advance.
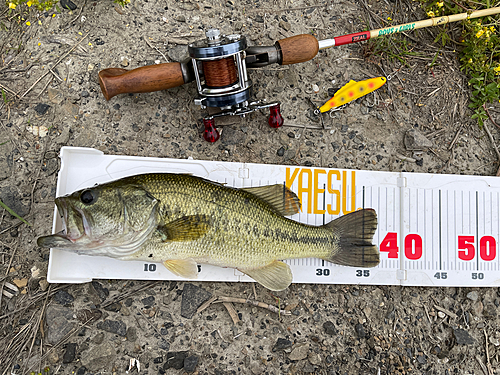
[80,190,96,205]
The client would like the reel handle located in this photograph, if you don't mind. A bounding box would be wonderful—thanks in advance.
[98,62,187,100]
[276,34,319,65]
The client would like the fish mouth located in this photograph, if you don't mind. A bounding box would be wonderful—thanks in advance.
[37,197,92,249]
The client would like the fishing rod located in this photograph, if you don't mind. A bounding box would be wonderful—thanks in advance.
[98,7,500,141]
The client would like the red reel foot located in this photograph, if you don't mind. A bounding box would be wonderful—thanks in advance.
[203,118,220,142]
[268,104,283,128]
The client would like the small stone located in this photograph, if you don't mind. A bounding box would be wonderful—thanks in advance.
[355,323,366,338]
[120,57,129,67]
[76,366,87,375]
[80,342,115,369]
[308,352,322,365]
[277,147,285,157]
[47,87,64,104]
[97,319,127,336]
[103,302,122,312]
[467,291,479,301]
[180,284,212,319]
[167,45,189,62]
[453,328,475,345]
[184,355,199,373]
[255,15,264,23]
[404,128,433,151]
[46,305,74,344]
[0,186,29,218]
[288,344,309,361]
[323,321,337,335]
[60,0,77,10]
[92,333,104,344]
[126,327,137,342]
[142,296,155,307]
[279,20,291,31]
[303,362,316,373]
[34,103,50,115]
[437,311,446,319]
[175,15,186,22]
[417,354,427,364]
[63,343,77,363]
[273,338,292,352]
[54,290,74,306]
[159,338,170,350]
[164,351,188,370]
[91,281,109,302]
[80,90,90,98]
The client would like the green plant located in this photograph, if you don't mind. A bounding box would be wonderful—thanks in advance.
[0,198,31,226]
[423,0,500,126]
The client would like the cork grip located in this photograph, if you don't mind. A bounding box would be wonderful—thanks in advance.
[276,34,319,65]
[98,62,185,101]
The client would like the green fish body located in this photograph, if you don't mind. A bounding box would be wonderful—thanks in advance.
[38,173,379,290]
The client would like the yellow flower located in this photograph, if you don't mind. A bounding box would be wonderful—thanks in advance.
[468,58,473,63]
[8,2,16,9]
[427,10,435,17]
[27,1,32,6]
[490,26,495,33]
[387,16,392,21]
[26,21,31,26]
[436,1,443,7]
[476,29,484,38]
[494,65,500,75]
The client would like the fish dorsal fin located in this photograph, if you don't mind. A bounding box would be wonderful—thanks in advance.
[238,260,293,291]
[336,80,357,94]
[241,184,301,216]
[157,215,211,242]
[163,259,198,279]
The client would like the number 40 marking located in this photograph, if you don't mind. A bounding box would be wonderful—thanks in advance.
[379,232,422,260]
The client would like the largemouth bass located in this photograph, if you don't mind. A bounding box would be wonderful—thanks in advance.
[37,173,379,290]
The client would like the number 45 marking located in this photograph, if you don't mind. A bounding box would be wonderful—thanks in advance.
[379,232,423,260]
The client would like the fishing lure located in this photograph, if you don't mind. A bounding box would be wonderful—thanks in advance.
[318,77,386,113]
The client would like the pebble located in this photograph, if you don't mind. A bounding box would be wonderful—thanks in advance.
[34,103,50,115]
[404,128,433,151]
[80,342,115,369]
[92,333,104,344]
[76,366,87,375]
[97,319,127,336]
[180,284,212,319]
[355,323,366,338]
[273,338,292,352]
[437,311,446,319]
[60,0,77,10]
[279,20,291,31]
[303,363,316,373]
[323,321,337,335]
[175,15,186,22]
[453,328,475,345]
[184,355,199,373]
[80,90,90,98]
[126,327,137,342]
[46,305,74,344]
[308,352,322,365]
[0,186,29,217]
[277,147,285,157]
[142,296,155,307]
[467,291,479,301]
[288,344,309,361]
[91,281,109,302]
[164,351,188,370]
[159,338,170,350]
[63,343,77,363]
[103,302,122,312]
[54,290,75,306]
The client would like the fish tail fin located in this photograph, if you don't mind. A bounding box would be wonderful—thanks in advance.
[322,208,379,268]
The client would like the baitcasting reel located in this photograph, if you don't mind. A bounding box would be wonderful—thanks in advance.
[99,29,322,142]
[187,29,282,142]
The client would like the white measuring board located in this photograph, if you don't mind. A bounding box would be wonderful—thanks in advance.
[47,147,500,287]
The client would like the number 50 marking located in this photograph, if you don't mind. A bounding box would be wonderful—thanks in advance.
[458,235,496,261]
[379,232,423,260]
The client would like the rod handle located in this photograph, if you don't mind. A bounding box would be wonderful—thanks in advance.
[275,34,319,65]
[98,62,186,100]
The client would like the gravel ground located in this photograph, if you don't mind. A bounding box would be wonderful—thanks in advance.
[1,0,500,374]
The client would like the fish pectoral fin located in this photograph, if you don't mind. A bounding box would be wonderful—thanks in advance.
[163,259,199,279]
[241,185,301,216]
[157,215,211,242]
[239,260,292,291]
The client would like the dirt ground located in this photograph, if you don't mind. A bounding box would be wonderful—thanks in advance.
[1,0,500,374]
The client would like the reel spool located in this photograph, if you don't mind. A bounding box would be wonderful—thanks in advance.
[188,29,283,142]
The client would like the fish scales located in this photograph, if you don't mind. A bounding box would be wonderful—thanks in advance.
[126,174,334,268]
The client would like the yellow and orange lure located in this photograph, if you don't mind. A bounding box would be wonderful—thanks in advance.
[319,77,386,113]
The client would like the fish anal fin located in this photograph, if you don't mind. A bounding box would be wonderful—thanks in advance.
[241,184,301,216]
[239,260,292,291]
[163,259,199,279]
[157,215,210,242]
